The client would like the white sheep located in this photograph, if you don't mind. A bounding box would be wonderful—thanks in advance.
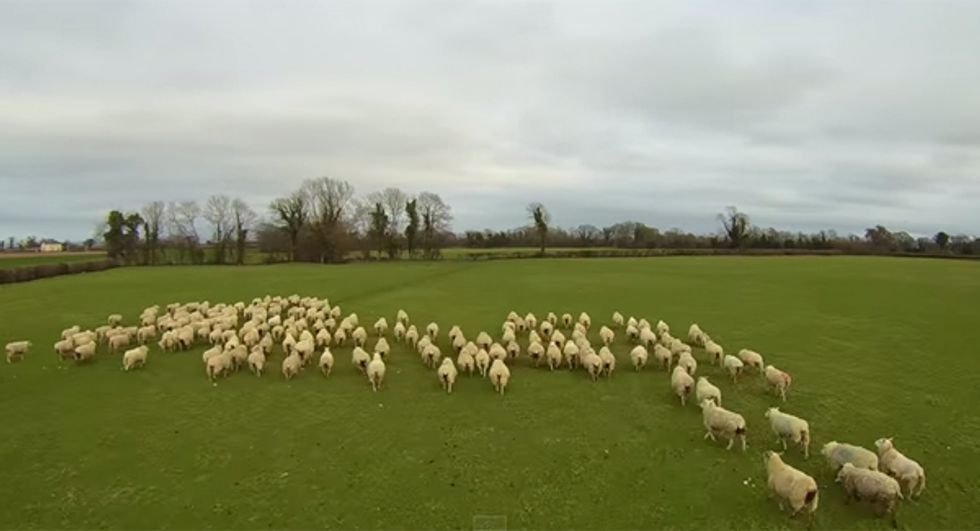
[766,407,811,458]
[764,451,819,516]
[333,328,348,347]
[653,344,672,372]
[562,341,581,369]
[625,324,640,342]
[396,309,409,326]
[764,365,792,401]
[457,348,476,376]
[437,358,458,393]
[626,316,638,329]
[598,326,614,346]
[628,345,648,371]
[705,340,724,366]
[677,351,697,376]
[598,346,616,378]
[449,325,463,344]
[546,312,557,325]
[488,358,510,395]
[122,345,149,371]
[655,320,670,336]
[875,438,926,498]
[393,322,406,343]
[639,327,656,348]
[670,366,694,405]
[700,399,747,451]
[738,348,765,374]
[578,312,592,330]
[560,313,573,328]
[476,331,493,351]
[367,353,386,391]
[546,343,563,370]
[637,318,651,331]
[318,348,334,376]
[416,335,432,356]
[75,342,96,362]
[524,313,537,331]
[374,337,391,361]
[207,351,233,382]
[248,349,266,376]
[423,343,442,368]
[612,311,624,328]
[539,320,554,339]
[426,322,439,340]
[688,323,707,347]
[487,342,507,363]
[107,314,124,327]
[315,328,332,347]
[503,340,519,361]
[501,328,516,346]
[723,355,744,383]
[695,377,721,406]
[54,339,75,361]
[527,341,545,367]
[137,325,157,344]
[821,442,879,471]
[351,347,371,373]
[836,463,903,524]
[475,348,491,377]
[405,326,419,348]
[61,325,81,340]
[352,326,368,347]
[583,349,602,381]
[108,334,131,354]
[374,317,388,337]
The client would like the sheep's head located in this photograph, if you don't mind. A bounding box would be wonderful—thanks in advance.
[836,463,855,483]
[765,407,778,419]
[821,441,838,456]
[699,399,715,410]
[874,438,894,453]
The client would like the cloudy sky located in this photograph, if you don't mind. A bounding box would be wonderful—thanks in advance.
[2,1,978,241]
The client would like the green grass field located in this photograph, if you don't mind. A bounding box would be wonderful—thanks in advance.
[1,257,977,529]
[0,252,106,269]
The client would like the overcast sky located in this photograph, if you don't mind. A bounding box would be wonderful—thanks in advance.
[2,1,979,241]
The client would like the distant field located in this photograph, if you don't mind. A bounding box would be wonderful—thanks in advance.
[0,257,976,529]
[0,252,106,269]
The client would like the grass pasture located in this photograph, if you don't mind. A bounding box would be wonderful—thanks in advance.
[0,257,977,529]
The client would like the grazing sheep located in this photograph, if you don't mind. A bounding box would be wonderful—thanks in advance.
[423,343,442,368]
[248,349,266,376]
[563,341,581,369]
[539,320,554,339]
[333,328,348,347]
[396,309,409,326]
[669,338,692,358]
[700,399,747,451]
[393,322,406,343]
[546,343,563,370]
[457,349,476,376]
[822,442,879,471]
[488,358,510,395]
[107,314,124,327]
[352,327,368,347]
[583,349,602,381]
[629,345,648,371]
[696,377,722,406]
[208,351,234,382]
[524,313,537,331]
[764,365,792,401]
[54,339,75,360]
[137,325,157,344]
[546,312,558,325]
[74,342,97,362]
[367,353,386,392]
[599,326,614,346]
[426,322,439,340]
[475,348,491,377]
[738,348,765,373]
[318,348,334,376]
[723,355,744,383]
[122,346,149,371]
[836,463,903,525]
[374,337,391,361]
[688,323,707,347]
[875,438,926,498]
[578,312,592,330]
[653,344,672,372]
[625,324,640,342]
[671,366,694,406]
[405,326,419,348]
[561,313,573,328]
[374,317,388,337]
[108,334,131,354]
[612,311,624,328]
[598,346,616,377]
[766,407,811,458]
[437,358,458,393]
[228,344,249,371]
[677,351,697,376]
[527,341,545,367]
[505,340,520,361]
[351,347,371,373]
[61,325,81,340]
[764,451,819,516]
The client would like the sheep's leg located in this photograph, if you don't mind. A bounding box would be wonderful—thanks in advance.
[726,437,734,450]
[781,438,788,450]
[741,434,747,452]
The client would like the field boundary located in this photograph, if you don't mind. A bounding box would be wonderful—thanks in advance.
[0,260,118,285]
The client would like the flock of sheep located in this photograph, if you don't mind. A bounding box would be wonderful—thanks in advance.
[4,294,926,525]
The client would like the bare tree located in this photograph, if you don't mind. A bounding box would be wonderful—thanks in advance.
[527,202,551,254]
[718,206,750,248]
[204,195,233,264]
[368,187,408,233]
[231,199,257,265]
[269,191,307,261]
[167,200,203,263]
[141,200,165,264]
[417,192,452,258]
[303,177,355,262]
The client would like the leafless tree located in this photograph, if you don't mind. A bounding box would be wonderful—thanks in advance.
[303,177,355,262]
[269,191,307,261]
[527,202,551,254]
[417,192,452,258]
[141,200,165,264]
[368,187,408,233]
[167,200,203,263]
[718,206,750,248]
[231,199,257,264]
[204,195,233,264]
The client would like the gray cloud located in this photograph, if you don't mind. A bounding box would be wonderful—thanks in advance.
[1,0,979,241]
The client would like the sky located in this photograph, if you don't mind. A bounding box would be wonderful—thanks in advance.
[2,0,979,241]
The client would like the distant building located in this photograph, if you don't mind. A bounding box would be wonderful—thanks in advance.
[39,240,64,253]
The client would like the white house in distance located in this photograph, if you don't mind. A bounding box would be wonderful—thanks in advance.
[39,240,64,253]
